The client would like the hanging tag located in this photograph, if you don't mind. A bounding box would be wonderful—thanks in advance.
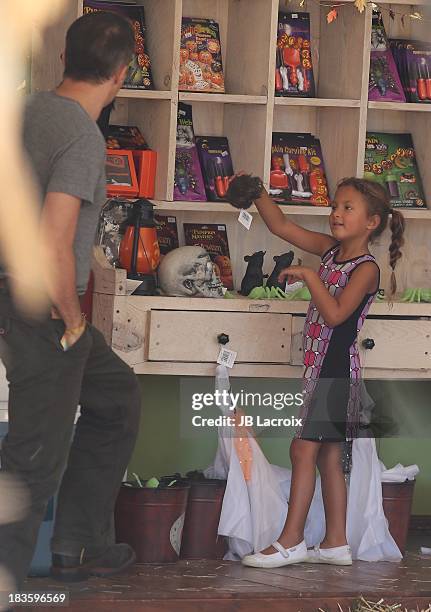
[217,347,237,369]
[238,209,253,230]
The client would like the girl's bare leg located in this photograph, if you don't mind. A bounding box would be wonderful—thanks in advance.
[316,441,348,548]
[261,438,321,554]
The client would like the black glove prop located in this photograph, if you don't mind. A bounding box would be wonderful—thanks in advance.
[225,174,264,210]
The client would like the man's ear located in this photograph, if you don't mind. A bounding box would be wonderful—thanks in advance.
[113,64,129,86]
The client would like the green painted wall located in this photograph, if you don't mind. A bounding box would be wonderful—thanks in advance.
[129,376,431,515]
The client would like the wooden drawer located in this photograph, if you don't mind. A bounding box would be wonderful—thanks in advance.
[359,319,431,370]
[291,316,431,371]
[148,310,292,363]
[291,316,306,366]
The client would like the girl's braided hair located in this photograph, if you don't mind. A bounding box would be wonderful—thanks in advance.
[337,177,405,295]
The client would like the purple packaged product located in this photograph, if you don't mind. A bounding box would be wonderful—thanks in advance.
[368,14,405,102]
[395,41,409,92]
[389,39,431,103]
[154,214,179,258]
[275,13,315,97]
[407,46,431,103]
[392,42,404,99]
[391,39,426,102]
[174,103,206,201]
[195,136,234,202]
[83,1,153,90]
[388,40,410,100]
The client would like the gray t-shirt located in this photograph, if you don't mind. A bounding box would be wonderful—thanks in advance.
[22,91,106,294]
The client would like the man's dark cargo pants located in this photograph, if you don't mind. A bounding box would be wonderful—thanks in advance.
[0,291,141,590]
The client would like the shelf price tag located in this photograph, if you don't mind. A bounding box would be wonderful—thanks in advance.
[238,209,253,230]
[217,347,237,369]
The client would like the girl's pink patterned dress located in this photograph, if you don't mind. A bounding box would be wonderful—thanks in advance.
[296,244,380,472]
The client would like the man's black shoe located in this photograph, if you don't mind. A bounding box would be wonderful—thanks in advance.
[50,543,136,583]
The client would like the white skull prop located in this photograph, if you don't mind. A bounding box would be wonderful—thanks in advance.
[158,246,224,298]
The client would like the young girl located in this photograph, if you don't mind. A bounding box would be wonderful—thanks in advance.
[229,176,405,569]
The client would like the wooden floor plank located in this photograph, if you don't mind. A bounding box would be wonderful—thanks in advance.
[25,534,431,612]
[24,543,431,611]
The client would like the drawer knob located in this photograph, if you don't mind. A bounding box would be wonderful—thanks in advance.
[362,338,375,350]
[217,333,230,345]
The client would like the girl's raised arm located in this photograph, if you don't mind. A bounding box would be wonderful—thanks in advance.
[254,187,336,257]
[226,174,336,256]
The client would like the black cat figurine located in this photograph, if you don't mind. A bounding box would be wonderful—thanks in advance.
[240,251,267,296]
[266,251,295,290]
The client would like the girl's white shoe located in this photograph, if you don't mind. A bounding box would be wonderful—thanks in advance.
[306,544,352,565]
[241,540,308,568]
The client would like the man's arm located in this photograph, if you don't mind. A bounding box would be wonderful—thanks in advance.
[40,192,83,330]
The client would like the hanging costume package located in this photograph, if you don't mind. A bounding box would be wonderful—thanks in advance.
[204,365,324,558]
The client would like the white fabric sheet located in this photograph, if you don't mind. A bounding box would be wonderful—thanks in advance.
[205,365,404,562]
[380,461,419,483]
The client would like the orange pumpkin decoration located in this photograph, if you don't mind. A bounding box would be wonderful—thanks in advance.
[223,275,233,288]
[272,155,284,168]
[211,72,223,87]
[207,40,220,54]
[311,194,329,206]
[185,40,197,52]
[189,52,199,62]
[316,185,328,196]
[214,255,231,275]
[186,71,195,86]
[199,50,212,65]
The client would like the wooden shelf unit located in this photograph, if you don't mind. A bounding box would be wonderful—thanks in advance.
[33,0,431,377]
[368,101,431,113]
[152,200,431,219]
[117,89,173,100]
[33,0,431,207]
[178,93,268,104]
[275,98,361,108]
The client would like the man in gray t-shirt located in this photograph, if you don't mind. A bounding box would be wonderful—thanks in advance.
[22,91,107,295]
[0,12,141,591]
